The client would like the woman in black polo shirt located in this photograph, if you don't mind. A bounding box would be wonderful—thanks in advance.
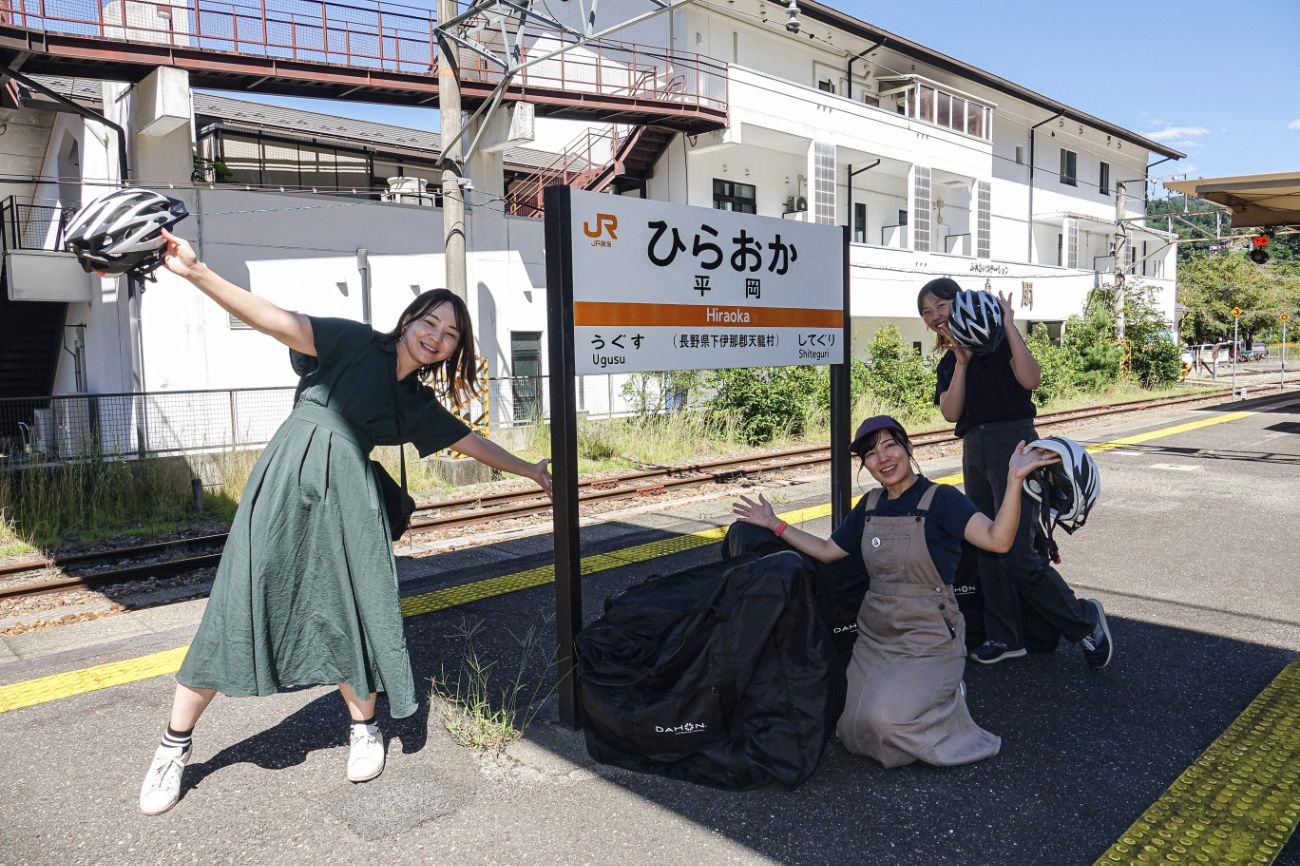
[917,277,1112,669]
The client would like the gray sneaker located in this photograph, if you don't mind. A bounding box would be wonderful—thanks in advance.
[1080,599,1113,668]
[139,744,191,815]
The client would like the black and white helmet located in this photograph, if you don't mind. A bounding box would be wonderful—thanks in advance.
[947,290,1004,354]
[64,187,188,279]
[1023,436,1099,542]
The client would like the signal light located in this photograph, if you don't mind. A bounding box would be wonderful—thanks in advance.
[1249,233,1270,265]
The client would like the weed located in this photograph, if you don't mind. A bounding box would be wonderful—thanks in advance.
[430,616,557,751]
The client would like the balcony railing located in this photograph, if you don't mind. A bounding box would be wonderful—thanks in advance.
[0,197,75,253]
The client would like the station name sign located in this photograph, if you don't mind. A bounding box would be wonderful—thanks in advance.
[568,190,845,375]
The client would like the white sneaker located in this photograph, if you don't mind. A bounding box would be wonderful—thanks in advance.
[347,724,385,783]
[139,744,190,815]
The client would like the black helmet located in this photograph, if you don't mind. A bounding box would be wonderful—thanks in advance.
[64,187,188,279]
[947,290,1004,354]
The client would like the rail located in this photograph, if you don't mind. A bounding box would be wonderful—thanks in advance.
[0,197,75,252]
[0,0,728,113]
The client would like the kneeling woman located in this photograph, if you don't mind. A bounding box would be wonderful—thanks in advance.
[733,415,1056,768]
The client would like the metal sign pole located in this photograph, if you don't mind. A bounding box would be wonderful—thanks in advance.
[1282,319,1288,389]
[543,185,583,730]
[829,226,851,525]
[1232,315,1239,397]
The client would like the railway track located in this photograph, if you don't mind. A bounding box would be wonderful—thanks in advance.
[0,387,1236,604]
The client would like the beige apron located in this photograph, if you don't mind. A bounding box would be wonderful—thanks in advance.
[836,484,1001,767]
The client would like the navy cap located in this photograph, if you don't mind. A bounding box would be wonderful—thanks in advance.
[849,415,908,455]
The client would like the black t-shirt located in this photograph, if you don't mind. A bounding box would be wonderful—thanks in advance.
[934,337,1036,438]
[831,477,980,584]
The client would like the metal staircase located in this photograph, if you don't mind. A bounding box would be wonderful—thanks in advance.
[505,123,676,217]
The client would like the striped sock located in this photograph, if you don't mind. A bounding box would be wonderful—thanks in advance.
[160,725,192,754]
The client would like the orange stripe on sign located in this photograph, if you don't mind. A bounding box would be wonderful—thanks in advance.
[574,301,843,329]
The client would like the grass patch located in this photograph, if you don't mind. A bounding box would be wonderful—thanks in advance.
[430,616,555,752]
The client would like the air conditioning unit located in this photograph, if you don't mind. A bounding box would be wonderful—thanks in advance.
[382,176,435,206]
[784,195,809,213]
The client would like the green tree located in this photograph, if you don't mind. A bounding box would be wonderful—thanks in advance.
[1177,252,1279,344]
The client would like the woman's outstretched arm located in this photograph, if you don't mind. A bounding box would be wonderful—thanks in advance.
[449,432,553,499]
[160,228,316,356]
[732,493,849,564]
[963,441,1059,553]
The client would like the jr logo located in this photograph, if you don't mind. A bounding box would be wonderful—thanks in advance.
[583,213,618,240]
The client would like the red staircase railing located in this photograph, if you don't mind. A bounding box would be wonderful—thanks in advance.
[0,0,727,115]
[505,123,632,217]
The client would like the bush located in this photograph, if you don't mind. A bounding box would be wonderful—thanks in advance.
[1063,309,1125,391]
[703,365,821,444]
[859,324,937,420]
[1131,338,1183,388]
[1027,323,1073,405]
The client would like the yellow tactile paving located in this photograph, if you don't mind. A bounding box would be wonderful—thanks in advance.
[1094,656,1300,866]
[0,646,189,714]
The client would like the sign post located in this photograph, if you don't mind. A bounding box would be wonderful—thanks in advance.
[1231,307,1243,397]
[1281,313,1290,390]
[544,186,849,728]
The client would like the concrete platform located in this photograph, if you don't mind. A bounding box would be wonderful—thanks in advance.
[1,393,1298,866]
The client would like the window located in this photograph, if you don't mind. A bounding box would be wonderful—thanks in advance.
[899,209,909,226]
[917,85,935,122]
[1056,233,1063,266]
[1099,161,1110,195]
[1141,240,1148,276]
[1015,145,1024,165]
[1060,149,1077,186]
[853,202,867,244]
[511,332,543,422]
[713,179,756,214]
[818,78,836,94]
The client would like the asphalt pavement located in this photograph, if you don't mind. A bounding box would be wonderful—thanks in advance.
[1,392,1298,866]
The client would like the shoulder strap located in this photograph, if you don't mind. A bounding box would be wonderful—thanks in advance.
[916,481,940,514]
[863,487,884,516]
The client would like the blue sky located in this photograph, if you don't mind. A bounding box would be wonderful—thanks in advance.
[221,0,1300,189]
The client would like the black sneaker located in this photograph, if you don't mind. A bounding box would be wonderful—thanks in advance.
[969,640,1028,665]
[1080,599,1113,668]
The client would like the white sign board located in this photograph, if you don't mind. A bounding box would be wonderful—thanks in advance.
[567,190,844,375]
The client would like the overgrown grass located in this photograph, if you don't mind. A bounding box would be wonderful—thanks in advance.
[429,616,556,751]
[0,377,1226,553]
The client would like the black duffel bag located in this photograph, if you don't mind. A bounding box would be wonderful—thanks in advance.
[722,521,870,669]
[575,550,842,790]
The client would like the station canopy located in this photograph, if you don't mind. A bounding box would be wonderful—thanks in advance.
[1164,172,1300,229]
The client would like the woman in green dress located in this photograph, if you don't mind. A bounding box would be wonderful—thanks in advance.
[139,229,552,815]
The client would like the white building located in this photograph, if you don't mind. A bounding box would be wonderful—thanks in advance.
[0,0,1182,456]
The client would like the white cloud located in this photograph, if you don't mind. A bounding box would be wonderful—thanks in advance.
[1288,118,1300,130]
[1167,140,1202,150]
[1144,125,1210,142]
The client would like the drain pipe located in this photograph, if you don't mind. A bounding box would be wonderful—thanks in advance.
[846,160,880,243]
[846,39,884,102]
[1026,110,1063,263]
[1,67,130,189]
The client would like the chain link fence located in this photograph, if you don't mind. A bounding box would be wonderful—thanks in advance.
[0,373,673,467]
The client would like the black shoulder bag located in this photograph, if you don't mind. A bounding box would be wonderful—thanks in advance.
[372,370,415,541]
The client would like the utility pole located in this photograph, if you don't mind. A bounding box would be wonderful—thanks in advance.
[437,0,468,303]
[1114,180,1127,339]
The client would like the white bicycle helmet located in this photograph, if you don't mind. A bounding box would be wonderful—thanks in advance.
[64,187,188,279]
[1023,436,1099,559]
[947,290,1004,354]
